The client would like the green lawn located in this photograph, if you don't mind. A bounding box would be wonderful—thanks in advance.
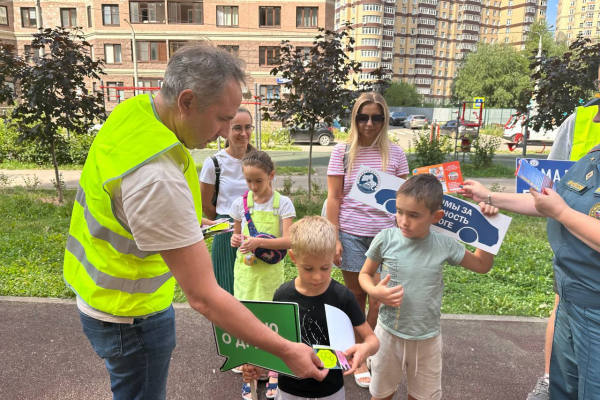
[0,188,554,317]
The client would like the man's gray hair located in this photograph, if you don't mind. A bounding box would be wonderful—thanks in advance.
[161,42,247,110]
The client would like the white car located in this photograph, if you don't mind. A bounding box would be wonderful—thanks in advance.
[503,114,557,143]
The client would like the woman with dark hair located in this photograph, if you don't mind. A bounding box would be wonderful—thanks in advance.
[200,107,255,294]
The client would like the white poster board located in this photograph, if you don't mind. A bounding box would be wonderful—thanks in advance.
[349,166,512,255]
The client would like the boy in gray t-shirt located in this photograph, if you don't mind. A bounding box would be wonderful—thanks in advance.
[359,174,495,400]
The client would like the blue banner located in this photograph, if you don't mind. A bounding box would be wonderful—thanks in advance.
[515,158,575,193]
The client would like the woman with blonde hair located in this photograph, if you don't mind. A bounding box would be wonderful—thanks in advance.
[326,91,409,388]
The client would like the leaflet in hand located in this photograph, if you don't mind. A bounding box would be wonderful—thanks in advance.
[201,218,233,237]
[515,159,553,192]
[313,345,351,371]
[412,161,464,193]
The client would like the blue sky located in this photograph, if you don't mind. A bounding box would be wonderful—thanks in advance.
[547,0,558,33]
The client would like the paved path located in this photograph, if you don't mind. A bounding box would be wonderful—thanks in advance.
[0,296,546,400]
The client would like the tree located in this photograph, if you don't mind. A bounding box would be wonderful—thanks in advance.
[0,27,105,202]
[523,20,568,59]
[262,24,389,198]
[528,36,600,132]
[383,81,423,107]
[452,43,531,109]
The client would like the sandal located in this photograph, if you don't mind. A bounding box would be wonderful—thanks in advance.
[242,382,252,400]
[354,371,371,388]
[265,381,278,399]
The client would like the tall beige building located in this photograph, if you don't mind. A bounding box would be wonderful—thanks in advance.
[1,0,334,111]
[555,0,597,42]
[335,0,547,102]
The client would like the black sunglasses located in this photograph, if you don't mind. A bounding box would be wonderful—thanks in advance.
[356,114,385,125]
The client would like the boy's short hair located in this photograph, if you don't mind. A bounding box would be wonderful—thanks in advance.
[397,174,443,213]
[289,216,337,259]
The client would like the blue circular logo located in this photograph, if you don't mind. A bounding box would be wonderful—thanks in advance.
[357,171,380,194]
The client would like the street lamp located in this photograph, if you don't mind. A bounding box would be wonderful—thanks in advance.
[523,25,553,156]
[123,19,139,95]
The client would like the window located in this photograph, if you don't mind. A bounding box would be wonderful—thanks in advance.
[138,78,163,94]
[130,2,166,23]
[170,41,188,56]
[21,8,37,28]
[216,6,238,26]
[107,82,124,102]
[61,8,77,28]
[259,46,280,66]
[24,45,34,62]
[103,5,119,25]
[297,7,317,27]
[259,6,280,27]
[90,45,94,61]
[87,6,92,27]
[260,85,280,100]
[363,15,381,23]
[168,1,203,23]
[138,41,167,62]
[104,44,122,63]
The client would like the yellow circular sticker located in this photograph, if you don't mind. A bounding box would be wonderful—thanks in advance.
[316,349,338,369]
[589,203,600,220]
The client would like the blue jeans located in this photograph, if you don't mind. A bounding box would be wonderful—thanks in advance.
[550,299,600,400]
[79,306,176,400]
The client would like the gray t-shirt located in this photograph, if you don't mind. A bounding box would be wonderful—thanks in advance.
[366,228,465,340]
[548,113,575,161]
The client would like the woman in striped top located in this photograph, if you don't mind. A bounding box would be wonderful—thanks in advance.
[326,92,409,388]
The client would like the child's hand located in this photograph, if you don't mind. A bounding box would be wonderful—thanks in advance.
[372,275,403,308]
[241,364,263,383]
[239,235,260,254]
[342,343,370,376]
[231,233,242,248]
[478,201,499,217]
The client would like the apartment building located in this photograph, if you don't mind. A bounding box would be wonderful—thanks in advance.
[1,0,334,111]
[335,0,546,102]
[556,0,599,42]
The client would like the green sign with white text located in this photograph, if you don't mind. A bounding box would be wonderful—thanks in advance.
[213,301,301,377]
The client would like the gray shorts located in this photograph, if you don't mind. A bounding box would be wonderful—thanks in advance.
[338,231,380,273]
[275,386,344,400]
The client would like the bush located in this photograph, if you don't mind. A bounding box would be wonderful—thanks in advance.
[480,124,504,138]
[409,130,453,168]
[470,135,501,168]
[0,119,94,166]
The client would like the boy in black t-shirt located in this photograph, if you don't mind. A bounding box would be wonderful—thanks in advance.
[243,216,380,399]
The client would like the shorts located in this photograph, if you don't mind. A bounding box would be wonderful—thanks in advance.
[338,231,380,273]
[370,325,442,400]
[275,386,344,400]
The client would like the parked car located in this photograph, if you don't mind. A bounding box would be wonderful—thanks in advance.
[288,123,335,146]
[404,115,428,129]
[439,120,478,138]
[502,114,557,144]
[389,111,408,126]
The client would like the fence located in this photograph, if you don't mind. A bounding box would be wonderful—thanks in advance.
[389,106,517,127]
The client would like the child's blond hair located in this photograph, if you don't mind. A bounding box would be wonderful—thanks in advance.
[289,216,337,259]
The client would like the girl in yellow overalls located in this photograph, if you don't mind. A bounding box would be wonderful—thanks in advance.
[229,150,295,400]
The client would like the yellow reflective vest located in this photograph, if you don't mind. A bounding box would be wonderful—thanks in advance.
[64,94,203,317]
[571,106,600,161]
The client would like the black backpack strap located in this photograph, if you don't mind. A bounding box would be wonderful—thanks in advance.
[343,143,350,174]
[211,155,220,207]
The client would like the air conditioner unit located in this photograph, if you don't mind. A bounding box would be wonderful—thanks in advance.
[281,87,291,94]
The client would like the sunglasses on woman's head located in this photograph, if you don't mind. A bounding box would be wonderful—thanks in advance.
[356,114,385,125]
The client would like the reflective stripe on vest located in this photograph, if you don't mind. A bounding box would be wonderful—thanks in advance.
[571,106,600,161]
[64,94,203,317]
[75,185,157,259]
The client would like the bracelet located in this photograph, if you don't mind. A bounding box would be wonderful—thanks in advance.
[486,192,492,206]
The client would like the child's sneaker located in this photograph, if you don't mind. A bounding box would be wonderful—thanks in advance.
[526,376,549,400]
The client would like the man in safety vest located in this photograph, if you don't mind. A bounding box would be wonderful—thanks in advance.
[64,43,328,400]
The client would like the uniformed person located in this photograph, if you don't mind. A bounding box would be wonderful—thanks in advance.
[458,78,600,398]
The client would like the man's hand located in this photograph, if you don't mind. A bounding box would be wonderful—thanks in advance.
[371,274,403,307]
[282,342,329,381]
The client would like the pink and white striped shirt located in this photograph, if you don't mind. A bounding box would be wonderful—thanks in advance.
[327,142,409,237]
